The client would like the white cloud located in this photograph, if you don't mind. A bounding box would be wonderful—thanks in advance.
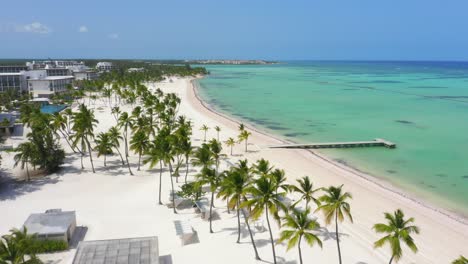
[78,26,88,33]
[108,33,119,39]
[15,22,51,34]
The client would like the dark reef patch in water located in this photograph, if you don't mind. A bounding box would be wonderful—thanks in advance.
[396,120,414,125]
[425,96,468,99]
[284,132,309,137]
[409,86,447,89]
[266,125,288,131]
[462,175,468,179]
[386,170,397,174]
[343,88,359,91]
[436,173,448,178]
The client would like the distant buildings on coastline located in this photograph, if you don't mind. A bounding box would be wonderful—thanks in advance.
[0,60,114,98]
[184,59,276,65]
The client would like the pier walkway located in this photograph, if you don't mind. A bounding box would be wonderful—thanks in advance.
[267,138,396,149]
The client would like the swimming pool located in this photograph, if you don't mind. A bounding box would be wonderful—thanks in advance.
[40,104,68,114]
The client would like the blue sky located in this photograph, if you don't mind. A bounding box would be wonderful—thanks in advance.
[1,0,468,60]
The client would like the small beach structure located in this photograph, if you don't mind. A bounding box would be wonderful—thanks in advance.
[72,237,159,264]
[174,220,198,246]
[23,209,76,242]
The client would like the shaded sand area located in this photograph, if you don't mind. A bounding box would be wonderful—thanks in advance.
[1,77,467,263]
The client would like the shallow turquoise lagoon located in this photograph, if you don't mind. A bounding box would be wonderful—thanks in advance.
[197,61,468,215]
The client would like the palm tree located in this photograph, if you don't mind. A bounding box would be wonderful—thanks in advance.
[107,126,125,165]
[317,185,353,264]
[117,112,134,175]
[278,208,323,264]
[252,158,273,177]
[94,132,113,167]
[270,168,290,195]
[130,130,149,171]
[72,104,98,173]
[196,167,220,233]
[144,136,164,205]
[239,123,245,131]
[209,139,224,174]
[50,112,76,153]
[373,209,420,264]
[160,132,177,213]
[218,165,250,243]
[200,124,209,142]
[0,227,39,264]
[238,130,252,152]
[225,137,236,156]
[290,176,321,209]
[180,139,193,184]
[243,175,287,264]
[13,142,35,181]
[191,144,215,169]
[452,256,468,264]
[214,125,221,141]
[117,112,134,157]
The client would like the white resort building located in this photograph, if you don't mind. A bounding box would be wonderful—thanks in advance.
[96,62,115,72]
[0,60,99,97]
[25,70,74,98]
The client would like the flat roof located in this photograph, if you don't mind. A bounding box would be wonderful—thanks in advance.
[73,237,159,264]
[28,76,74,81]
[0,73,22,76]
[24,211,76,235]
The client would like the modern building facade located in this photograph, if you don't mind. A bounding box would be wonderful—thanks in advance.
[0,65,28,73]
[0,73,25,92]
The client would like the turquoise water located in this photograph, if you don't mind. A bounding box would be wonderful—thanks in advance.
[197,61,468,216]
[40,104,67,114]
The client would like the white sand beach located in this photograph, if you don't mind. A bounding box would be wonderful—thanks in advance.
[1,77,467,264]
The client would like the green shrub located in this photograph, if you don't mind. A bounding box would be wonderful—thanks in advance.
[29,239,68,254]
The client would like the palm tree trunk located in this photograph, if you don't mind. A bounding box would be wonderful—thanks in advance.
[209,190,214,233]
[124,127,129,157]
[204,131,206,142]
[26,162,30,182]
[241,208,261,260]
[137,151,141,171]
[217,131,219,141]
[115,147,125,165]
[265,205,277,264]
[230,145,233,155]
[104,154,107,167]
[86,138,95,173]
[184,156,189,184]
[236,200,241,243]
[227,199,230,214]
[80,152,84,169]
[169,162,177,213]
[60,130,77,153]
[245,139,248,152]
[298,235,303,264]
[389,255,394,264]
[158,161,163,205]
[335,211,342,264]
[125,150,133,175]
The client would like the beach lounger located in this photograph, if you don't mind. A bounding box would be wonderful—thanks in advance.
[194,200,210,220]
[174,220,197,246]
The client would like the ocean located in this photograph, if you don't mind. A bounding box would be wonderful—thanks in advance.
[196,61,468,216]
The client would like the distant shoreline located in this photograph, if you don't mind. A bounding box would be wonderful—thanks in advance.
[191,76,468,226]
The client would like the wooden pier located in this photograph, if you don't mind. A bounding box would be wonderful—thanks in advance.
[268,138,396,149]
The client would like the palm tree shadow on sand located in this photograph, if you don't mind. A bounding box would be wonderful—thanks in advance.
[316,226,349,241]
[0,172,61,201]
